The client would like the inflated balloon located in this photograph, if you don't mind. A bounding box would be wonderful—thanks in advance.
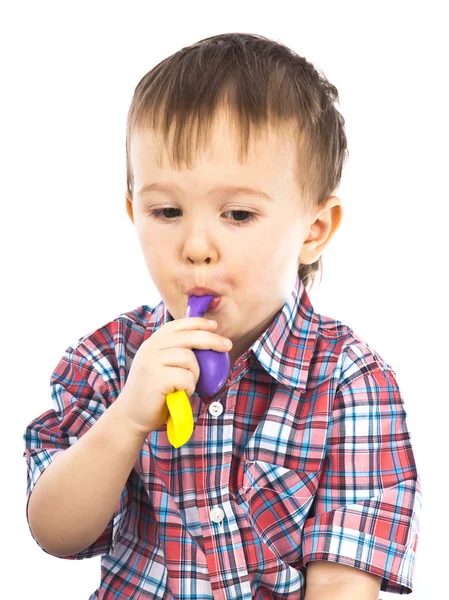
[165,294,231,448]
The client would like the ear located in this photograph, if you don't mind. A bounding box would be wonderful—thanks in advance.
[126,193,134,224]
[298,196,343,265]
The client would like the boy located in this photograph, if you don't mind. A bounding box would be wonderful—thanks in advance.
[23,32,421,599]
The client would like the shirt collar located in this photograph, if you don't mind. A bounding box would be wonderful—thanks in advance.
[157,273,319,394]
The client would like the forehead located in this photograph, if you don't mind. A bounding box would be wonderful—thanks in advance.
[129,111,298,195]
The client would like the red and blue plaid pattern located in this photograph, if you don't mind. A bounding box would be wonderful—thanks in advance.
[23,274,421,598]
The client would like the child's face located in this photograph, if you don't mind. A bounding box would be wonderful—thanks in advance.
[127,112,318,361]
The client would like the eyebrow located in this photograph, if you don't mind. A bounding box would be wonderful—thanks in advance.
[136,182,273,201]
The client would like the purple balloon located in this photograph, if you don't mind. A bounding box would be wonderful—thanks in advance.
[186,295,231,397]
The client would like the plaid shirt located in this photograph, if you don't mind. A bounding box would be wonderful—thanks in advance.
[23,274,422,599]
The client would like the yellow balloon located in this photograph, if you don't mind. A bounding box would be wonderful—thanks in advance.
[166,390,194,448]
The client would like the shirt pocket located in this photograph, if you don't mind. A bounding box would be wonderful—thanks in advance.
[241,459,320,568]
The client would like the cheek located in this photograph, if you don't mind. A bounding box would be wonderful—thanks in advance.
[137,225,167,258]
[135,232,168,278]
[225,232,285,288]
[240,232,287,272]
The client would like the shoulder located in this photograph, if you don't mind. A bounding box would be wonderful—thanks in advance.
[67,303,158,362]
[312,311,394,388]
[51,303,161,392]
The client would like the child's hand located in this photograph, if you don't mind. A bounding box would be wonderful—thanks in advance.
[117,317,232,436]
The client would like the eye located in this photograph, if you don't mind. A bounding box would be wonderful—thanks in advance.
[222,210,259,225]
[148,208,259,226]
[149,207,181,221]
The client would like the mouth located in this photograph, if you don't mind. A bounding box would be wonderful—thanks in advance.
[206,296,221,311]
[186,286,221,297]
[186,287,222,313]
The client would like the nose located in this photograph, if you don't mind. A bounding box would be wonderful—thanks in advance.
[188,257,211,264]
[182,227,218,265]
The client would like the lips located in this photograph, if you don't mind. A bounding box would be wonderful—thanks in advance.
[187,286,221,298]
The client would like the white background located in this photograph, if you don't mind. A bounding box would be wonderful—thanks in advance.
[1,1,447,598]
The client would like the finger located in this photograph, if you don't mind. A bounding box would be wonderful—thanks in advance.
[160,348,200,386]
[169,317,217,330]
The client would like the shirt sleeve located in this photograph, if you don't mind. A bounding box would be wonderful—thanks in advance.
[301,344,422,594]
[23,342,131,560]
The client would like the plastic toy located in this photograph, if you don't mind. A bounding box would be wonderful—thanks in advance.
[165,294,231,448]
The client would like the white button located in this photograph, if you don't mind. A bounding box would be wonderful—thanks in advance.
[210,506,225,523]
[208,401,223,417]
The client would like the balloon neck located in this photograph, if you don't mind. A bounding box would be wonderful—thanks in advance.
[186,295,215,318]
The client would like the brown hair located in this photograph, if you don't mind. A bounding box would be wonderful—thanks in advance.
[125,32,349,291]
